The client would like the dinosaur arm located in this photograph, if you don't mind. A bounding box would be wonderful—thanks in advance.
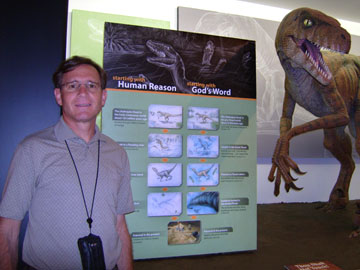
[269,88,350,196]
[280,90,295,136]
[268,89,298,195]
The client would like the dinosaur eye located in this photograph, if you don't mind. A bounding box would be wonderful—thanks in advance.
[303,18,313,27]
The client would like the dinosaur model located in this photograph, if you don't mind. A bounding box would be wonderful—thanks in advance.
[268,7,360,233]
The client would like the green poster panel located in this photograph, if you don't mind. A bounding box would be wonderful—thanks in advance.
[102,90,257,259]
[101,22,257,259]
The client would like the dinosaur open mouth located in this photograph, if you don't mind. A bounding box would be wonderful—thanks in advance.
[146,40,176,66]
[292,37,331,81]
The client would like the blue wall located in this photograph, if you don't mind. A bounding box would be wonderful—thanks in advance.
[0,0,67,264]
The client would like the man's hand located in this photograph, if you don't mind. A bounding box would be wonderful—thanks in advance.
[0,217,21,270]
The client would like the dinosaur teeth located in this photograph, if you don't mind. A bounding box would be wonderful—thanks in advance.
[304,47,331,80]
[320,45,346,55]
[293,36,332,82]
[320,47,331,52]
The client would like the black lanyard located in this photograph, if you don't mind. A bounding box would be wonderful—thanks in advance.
[65,139,100,233]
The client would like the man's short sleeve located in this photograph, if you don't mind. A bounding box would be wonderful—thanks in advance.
[0,142,36,220]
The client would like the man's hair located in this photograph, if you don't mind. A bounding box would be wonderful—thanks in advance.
[52,56,107,89]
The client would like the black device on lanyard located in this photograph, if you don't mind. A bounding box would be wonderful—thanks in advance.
[65,140,106,270]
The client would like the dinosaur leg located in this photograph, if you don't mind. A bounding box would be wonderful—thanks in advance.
[322,128,355,210]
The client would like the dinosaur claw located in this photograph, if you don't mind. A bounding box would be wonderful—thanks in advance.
[269,136,306,196]
[288,172,298,181]
[284,156,306,175]
[294,168,307,175]
[289,182,303,191]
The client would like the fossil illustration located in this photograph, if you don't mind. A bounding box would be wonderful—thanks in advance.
[168,220,201,245]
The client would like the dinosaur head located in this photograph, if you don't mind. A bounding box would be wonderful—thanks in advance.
[275,7,351,85]
[146,40,179,69]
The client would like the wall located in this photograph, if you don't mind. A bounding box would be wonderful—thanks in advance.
[0,0,68,260]
[67,0,360,204]
[1,1,68,193]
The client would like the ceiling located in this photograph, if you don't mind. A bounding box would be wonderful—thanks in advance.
[242,0,360,23]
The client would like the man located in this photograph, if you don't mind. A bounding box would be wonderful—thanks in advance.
[0,56,134,270]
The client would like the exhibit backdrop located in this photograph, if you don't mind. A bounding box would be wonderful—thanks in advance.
[70,9,257,259]
[177,6,360,159]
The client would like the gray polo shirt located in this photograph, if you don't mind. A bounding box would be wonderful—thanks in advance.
[0,118,134,269]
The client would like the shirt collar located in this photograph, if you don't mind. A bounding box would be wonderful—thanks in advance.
[54,117,104,144]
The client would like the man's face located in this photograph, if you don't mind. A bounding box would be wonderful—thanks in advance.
[54,64,107,126]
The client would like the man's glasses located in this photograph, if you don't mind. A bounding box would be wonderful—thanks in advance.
[61,81,101,93]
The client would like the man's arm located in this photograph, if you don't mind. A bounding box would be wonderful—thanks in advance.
[116,214,133,270]
[0,217,21,270]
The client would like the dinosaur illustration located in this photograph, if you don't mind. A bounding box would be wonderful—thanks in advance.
[195,112,214,123]
[145,39,229,94]
[156,111,182,122]
[146,40,192,93]
[268,7,360,234]
[154,138,169,151]
[191,164,216,180]
[152,164,177,182]
[196,138,211,151]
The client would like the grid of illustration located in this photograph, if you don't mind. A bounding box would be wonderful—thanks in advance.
[146,104,221,215]
[145,104,223,245]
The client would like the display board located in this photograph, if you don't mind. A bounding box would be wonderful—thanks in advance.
[102,22,257,259]
[70,9,256,260]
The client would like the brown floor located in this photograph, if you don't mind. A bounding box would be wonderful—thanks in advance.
[134,201,360,270]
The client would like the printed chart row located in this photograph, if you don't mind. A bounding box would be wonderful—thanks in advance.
[113,105,248,130]
[146,192,249,217]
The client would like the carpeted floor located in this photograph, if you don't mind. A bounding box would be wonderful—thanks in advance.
[134,201,360,270]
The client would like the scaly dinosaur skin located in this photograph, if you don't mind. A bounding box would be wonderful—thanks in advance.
[268,7,360,212]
